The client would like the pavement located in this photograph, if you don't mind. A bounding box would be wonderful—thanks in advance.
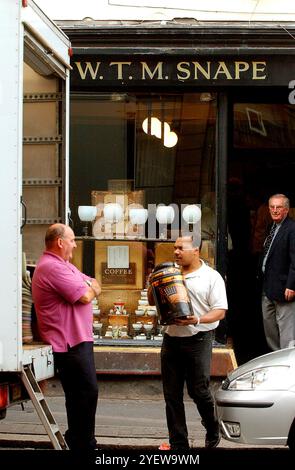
[0,376,285,451]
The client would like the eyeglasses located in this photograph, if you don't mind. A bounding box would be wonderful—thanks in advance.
[269,205,286,211]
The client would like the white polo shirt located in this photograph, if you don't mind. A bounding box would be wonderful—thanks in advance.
[165,260,228,337]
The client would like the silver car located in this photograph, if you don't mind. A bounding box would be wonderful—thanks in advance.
[215,347,295,450]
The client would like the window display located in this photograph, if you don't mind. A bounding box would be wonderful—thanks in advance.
[70,92,217,345]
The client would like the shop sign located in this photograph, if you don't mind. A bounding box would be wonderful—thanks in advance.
[71,56,295,87]
[73,58,267,85]
[101,262,136,285]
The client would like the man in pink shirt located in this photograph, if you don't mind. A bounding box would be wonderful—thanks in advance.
[32,223,101,451]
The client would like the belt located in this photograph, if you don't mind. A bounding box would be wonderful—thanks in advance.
[164,330,212,341]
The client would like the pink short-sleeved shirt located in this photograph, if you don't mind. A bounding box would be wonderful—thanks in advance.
[32,251,93,352]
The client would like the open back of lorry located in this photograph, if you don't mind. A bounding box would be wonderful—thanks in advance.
[0,0,70,438]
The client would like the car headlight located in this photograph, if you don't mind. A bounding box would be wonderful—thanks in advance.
[227,365,290,391]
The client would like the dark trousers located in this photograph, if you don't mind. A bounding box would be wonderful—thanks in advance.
[161,331,217,448]
[54,341,98,451]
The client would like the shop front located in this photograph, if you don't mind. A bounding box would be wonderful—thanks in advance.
[58,21,295,373]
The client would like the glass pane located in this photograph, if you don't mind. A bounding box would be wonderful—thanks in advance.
[232,102,295,251]
[234,103,295,149]
[70,92,216,252]
[70,92,217,343]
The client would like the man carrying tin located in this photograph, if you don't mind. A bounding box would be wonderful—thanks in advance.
[149,234,227,451]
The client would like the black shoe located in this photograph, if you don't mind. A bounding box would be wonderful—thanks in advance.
[212,340,226,348]
[170,444,190,452]
[205,433,221,449]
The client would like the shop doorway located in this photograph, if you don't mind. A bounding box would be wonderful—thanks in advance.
[227,99,295,364]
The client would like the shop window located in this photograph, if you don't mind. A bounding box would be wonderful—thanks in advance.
[70,92,217,344]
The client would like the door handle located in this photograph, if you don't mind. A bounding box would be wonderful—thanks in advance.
[21,196,27,232]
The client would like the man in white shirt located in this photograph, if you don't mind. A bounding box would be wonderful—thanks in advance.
[149,235,227,450]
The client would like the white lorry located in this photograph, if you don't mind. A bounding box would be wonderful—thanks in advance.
[0,0,71,449]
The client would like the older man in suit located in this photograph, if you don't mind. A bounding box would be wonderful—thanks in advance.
[262,194,295,350]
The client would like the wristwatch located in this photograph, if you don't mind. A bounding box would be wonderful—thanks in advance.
[85,279,92,287]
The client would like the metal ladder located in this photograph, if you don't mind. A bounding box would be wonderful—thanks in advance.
[21,365,68,450]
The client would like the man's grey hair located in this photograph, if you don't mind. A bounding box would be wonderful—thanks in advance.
[269,194,290,209]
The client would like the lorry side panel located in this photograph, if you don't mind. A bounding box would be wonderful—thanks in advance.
[0,0,23,372]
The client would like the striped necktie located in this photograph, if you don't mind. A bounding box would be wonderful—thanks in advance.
[263,223,276,258]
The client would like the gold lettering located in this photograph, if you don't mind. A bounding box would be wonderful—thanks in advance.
[235,61,250,79]
[109,62,131,79]
[213,61,233,80]
[176,62,191,80]
[141,62,163,80]
[75,61,101,80]
[252,61,267,79]
[192,61,211,79]
[104,268,133,275]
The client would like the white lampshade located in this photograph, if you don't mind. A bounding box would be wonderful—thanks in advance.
[78,206,97,222]
[182,205,202,224]
[142,117,161,136]
[164,131,178,148]
[156,206,175,224]
[154,121,170,139]
[104,203,123,223]
[129,208,148,225]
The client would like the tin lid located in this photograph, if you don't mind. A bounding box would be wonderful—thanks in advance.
[151,262,181,278]
[153,262,177,272]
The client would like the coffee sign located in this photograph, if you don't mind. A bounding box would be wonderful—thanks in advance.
[101,262,136,285]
